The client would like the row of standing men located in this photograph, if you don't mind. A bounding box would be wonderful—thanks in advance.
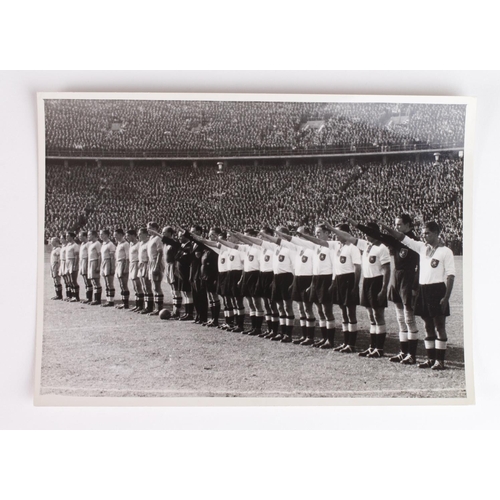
[49,215,455,371]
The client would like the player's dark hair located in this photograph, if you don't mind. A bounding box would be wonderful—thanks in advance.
[315,223,329,233]
[276,225,290,235]
[210,227,222,235]
[190,224,203,234]
[66,231,76,238]
[244,228,258,237]
[147,221,159,230]
[396,213,413,227]
[115,228,125,235]
[138,227,149,235]
[297,226,312,236]
[261,226,274,236]
[336,223,351,234]
[163,226,174,235]
[424,221,441,234]
[126,229,137,236]
[89,230,98,237]
[101,229,110,237]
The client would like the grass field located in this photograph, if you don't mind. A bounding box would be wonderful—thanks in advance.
[39,249,466,399]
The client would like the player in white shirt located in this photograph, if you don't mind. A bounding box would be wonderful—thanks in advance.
[218,232,246,333]
[78,231,93,304]
[292,224,336,349]
[126,229,145,312]
[137,228,154,314]
[326,223,362,353]
[257,227,296,343]
[275,227,317,346]
[230,229,265,336]
[49,237,63,300]
[59,234,71,301]
[333,223,391,358]
[146,222,165,316]
[381,221,455,370]
[87,230,102,305]
[114,228,130,309]
[100,229,116,307]
[65,231,81,302]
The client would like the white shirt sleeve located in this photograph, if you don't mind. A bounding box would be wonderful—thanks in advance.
[350,244,361,265]
[402,235,425,253]
[356,239,368,252]
[281,239,298,252]
[261,240,278,251]
[443,248,456,278]
[291,236,316,250]
[379,244,391,266]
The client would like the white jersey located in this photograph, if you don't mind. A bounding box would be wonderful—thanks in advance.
[65,242,80,261]
[281,239,314,276]
[262,240,295,275]
[101,240,116,262]
[59,244,66,273]
[329,240,361,276]
[129,241,140,263]
[356,239,391,278]
[259,246,274,273]
[227,247,244,271]
[402,236,455,285]
[50,247,60,273]
[292,237,334,276]
[147,235,163,265]
[79,241,89,261]
[116,240,130,261]
[218,247,230,273]
[238,244,261,272]
[88,240,102,261]
[139,241,149,263]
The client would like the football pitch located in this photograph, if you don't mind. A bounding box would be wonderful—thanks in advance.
[39,250,467,400]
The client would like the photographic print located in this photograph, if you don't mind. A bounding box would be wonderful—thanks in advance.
[34,93,474,405]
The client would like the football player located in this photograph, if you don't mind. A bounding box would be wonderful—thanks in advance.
[65,231,80,302]
[49,237,63,300]
[114,228,130,309]
[87,230,102,305]
[138,227,154,314]
[146,222,165,316]
[126,229,144,312]
[99,229,116,307]
[78,231,93,304]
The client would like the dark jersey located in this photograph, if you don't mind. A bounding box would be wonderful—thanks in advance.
[174,241,193,282]
[161,236,180,264]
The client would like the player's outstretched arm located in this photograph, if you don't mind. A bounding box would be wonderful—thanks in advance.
[275,230,292,242]
[295,232,328,248]
[328,225,357,245]
[218,236,238,250]
[380,224,405,241]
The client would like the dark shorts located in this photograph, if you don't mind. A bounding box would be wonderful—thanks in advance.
[227,269,243,298]
[309,274,333,305]
[217,272,228,296]
[257,271,274,299]
[333,272,359,307]
[240,270,260,297]
[415,282,450,318]
[271,272,294,302]
[361,275,387,309]
[388,269,417,306]
[203,277,218,294]
[291,275,313,303]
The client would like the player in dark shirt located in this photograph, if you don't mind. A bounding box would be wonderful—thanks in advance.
[349,214,420,364]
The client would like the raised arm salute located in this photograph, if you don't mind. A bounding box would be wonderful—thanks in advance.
[331,222,391,358]
[350,215,421,365]
[381,221,455,370]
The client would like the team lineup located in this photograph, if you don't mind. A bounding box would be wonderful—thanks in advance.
[49,214,455,372]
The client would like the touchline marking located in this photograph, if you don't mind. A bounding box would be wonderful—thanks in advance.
[41,386,466,396]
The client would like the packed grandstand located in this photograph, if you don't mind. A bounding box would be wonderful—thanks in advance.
[45,100,466,156]
[44,98,465,253]
[45,157,464,254]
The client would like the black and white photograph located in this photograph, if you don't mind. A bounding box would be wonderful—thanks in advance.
[34,92,474,405]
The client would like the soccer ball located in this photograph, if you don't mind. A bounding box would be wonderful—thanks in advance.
[159,309,171,320]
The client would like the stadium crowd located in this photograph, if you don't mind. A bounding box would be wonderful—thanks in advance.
[45,100,466,155]
[44,158,464,253]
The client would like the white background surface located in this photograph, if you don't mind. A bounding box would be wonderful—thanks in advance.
[1,4,499,496]
[1,70,498,430]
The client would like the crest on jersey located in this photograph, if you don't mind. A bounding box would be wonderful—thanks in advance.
[302,256,308,263]
[264,255,270,262]
[248,255,254,262]
[319,253,326,261]
[431,259,439,268]
[399,248,408,259]
[278,255,285,262]
[369,256,376,264]
[340,256,346,264]
[229,255,234,261]
[221,258,225,264]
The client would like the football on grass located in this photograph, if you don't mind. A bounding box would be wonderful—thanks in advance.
[159,309,171,320]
